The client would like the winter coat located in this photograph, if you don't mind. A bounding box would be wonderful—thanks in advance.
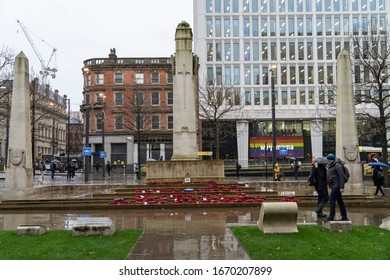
[327,158,346,189]
[315,164,328,191]
[373,167,384,186]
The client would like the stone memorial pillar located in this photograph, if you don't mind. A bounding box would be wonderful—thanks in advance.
[336,49,363,193]
[4,52,33,199]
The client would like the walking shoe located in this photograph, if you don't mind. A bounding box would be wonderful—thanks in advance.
[316,212,327,218]
[322,217,333,222]
[340,218,349,221]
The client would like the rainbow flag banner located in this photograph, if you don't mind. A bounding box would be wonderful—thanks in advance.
[249,136,304,158]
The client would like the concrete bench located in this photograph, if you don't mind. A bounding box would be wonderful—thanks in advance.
[258,202,298,233]
[72,217,115,236]
[380,216,390,231]
[17,225,47,236]
[323,220,352,232]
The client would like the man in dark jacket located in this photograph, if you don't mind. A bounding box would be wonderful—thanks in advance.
[313,162,329,218]
[323,154,348,222]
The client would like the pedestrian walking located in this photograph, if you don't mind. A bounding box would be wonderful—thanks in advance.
[293,159,300,180]
[50,161,56,179]
[236,161,242,179]
[311,162,329,218]
[106,161,112,178]
[323,154,348,222]
[372,166,385,196]
[37,161,46,183]
[274,163,281,181]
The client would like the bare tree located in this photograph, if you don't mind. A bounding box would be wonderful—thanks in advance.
[198,80,243,159]
[351,23,390,185]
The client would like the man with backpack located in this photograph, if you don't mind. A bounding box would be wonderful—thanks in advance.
[37,161,46,183]
[323,153,349,222]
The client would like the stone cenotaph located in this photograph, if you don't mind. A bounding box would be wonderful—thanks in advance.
[4,52,33,199]
[145,22,224,182]
[335,49,363,193]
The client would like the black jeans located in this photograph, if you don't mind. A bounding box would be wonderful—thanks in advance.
[328,187,347,220]
[315,188,329,214]
[375,184,385,196]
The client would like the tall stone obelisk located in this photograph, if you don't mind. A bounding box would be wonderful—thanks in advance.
[5,52,33,199]
[336,49,363,193]
[171,21,199,160]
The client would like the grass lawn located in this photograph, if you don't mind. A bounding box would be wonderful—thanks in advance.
[0,229,143,260]
[231,225,390,260]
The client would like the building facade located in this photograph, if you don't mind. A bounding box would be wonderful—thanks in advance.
[194,0,390,166]
[81,49,174,169]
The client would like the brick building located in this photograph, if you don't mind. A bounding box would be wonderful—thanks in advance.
[81,49,174,169]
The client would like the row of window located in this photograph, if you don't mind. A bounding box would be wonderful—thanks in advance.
[88,91,174,107]
[206,0,386,14]
[85,72,173,86]
[94,115,174,131]
[37,125,66,142]
[206,15,387,38]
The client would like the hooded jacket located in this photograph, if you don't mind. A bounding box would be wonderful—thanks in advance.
[326,158,346,189]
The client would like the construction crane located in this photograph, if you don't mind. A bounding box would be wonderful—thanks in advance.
[16,19,58,85]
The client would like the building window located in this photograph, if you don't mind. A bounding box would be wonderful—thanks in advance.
[225,66,231,85]
[233,43,239,61]
[136,92,144,105]
[224,19,230,37]
[233,19,239,36]
[167,92,173,105]
[152,92,160,105]
[263,91,269,105]
[114,73,123,84]
[253,67,260,85]
[280,18,286,36]
[243,19,250,37]
[254,91,260,105]
[207,19,213,37]
[86,74,91,86]
[216,43,222,61]
[135,73,144,84]
[115,92,123,106]
[244,43,250,61]
[291,91,297,105]
[319,90,325,104]
[167,115,173,129]
[309,91,315,105]
[290,66,296,84]
[262,43,268,60]
[96,114,103,130]
[152,115,160,130]
[207,43,213,61]
[245,91,251,105]
[234,67,240,85]
[115,116,123,130]
[245,66,251,85]
[167,72,173,84]
[252,18,258,36]
[282,91,288,105]
[253,43,259,61]
[95,73,104,85]
[151,73,159,84]
[300,90,306,105]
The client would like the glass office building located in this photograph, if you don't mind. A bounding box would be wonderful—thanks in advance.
[194,0,390,165]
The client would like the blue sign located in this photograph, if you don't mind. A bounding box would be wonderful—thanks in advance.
[100,151,106,158]
[279,147,288,155]
[82,147,92,156]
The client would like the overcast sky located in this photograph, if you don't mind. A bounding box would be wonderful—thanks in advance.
[1,0,193,110]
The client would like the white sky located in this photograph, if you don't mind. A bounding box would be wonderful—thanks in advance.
[0,0,193,110]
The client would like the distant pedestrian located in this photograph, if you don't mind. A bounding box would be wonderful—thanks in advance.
[323,154,348,222]
[236,161,242,179]
[372,166,385,196]
[293,159,300,180]
[38,161,46,183]
[311,162,329,218]
[50,161,56,179]
[106,161,112,178]
[274,163,281,181]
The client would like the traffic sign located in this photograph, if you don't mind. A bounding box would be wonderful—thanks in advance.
[279,147,288,155]
[82,147,92,156]
[100,151,106,158]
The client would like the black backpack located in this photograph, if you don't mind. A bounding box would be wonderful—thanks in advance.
[341,164,350,183]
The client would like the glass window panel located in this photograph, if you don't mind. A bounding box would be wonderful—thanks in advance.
[299,66,305,84]
[234,67,240,85]
[253,43,259,61]
[316,0,322,11]
[334,17,340,35]
[308,66,314,84]
[306,18,312,36]
[207,67,213,84]
[318,66,324,84]
[252,19,259,36]
[300,90,305,104]
[307,42,313,60]
[380,17,386,34]
[290,66,296,84]
[289,42,295,60]
[371,17,377,34]
[245,66,251,85]
[233,19,239,36]
[280,18,286,36]
[225,66,231,85]
[370,0,376,11]
[298,42,304,60]
[225,43,231,61]
[216,67,223,85]
[281,67,287,84]
[352,0,358,11]
[261,0,268,11]
[317,18,322,36]
[215,0,222,12]
[233,43,240,61]
[207,43,213,61]
[206,0,213,13]
[319,90,325,104]
[152,115,160,130]
[254,91,260,105]
[215,19,221,37]
[280,42,287,60]
[270,18,276,36]
[343,18,349,35]
[328,90,334,105]
[262,43,268,60]
[288,0,294,12]
[325,0,331,11]
[325,18,331,36]
[114,73,123,84]
[297,0,303,11]
[245,91,251,105]
[224,0,231,12]
[326,42,332,60]
[297,18,303,36]
[317,42,323,60]
[252,0,259,12]
[379,0,385,11]
[233,0,239,12]
[306,0,312,11]
[216,43,222,61]
[353,17,359,35]
[207,19,213,37]
[270,0,276,11]
[342,0,348,11]
[263,91,269,105]
[152,92,159,105]
[309,90,315,104]
[224,19,231,37]
[261,19,267,36]
[279,0,285,12]
[271,42,277,60]
[244,19,250,37]
[115,92,123,106]
[254,66,260,85]
[334,0,340,11]
[167,92,173,105]
[335,41,341,59]
[327,66,333,84]
[243,0,250,12]
[291,90,297,105]
[262,66,269,85]
[282,90,288,105]
[289,18,295,36]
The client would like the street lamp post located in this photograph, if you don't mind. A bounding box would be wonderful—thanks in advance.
[84,101,90,182]
[66,97,70,165]
[98,93,106,178]
[270,67,277,180]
